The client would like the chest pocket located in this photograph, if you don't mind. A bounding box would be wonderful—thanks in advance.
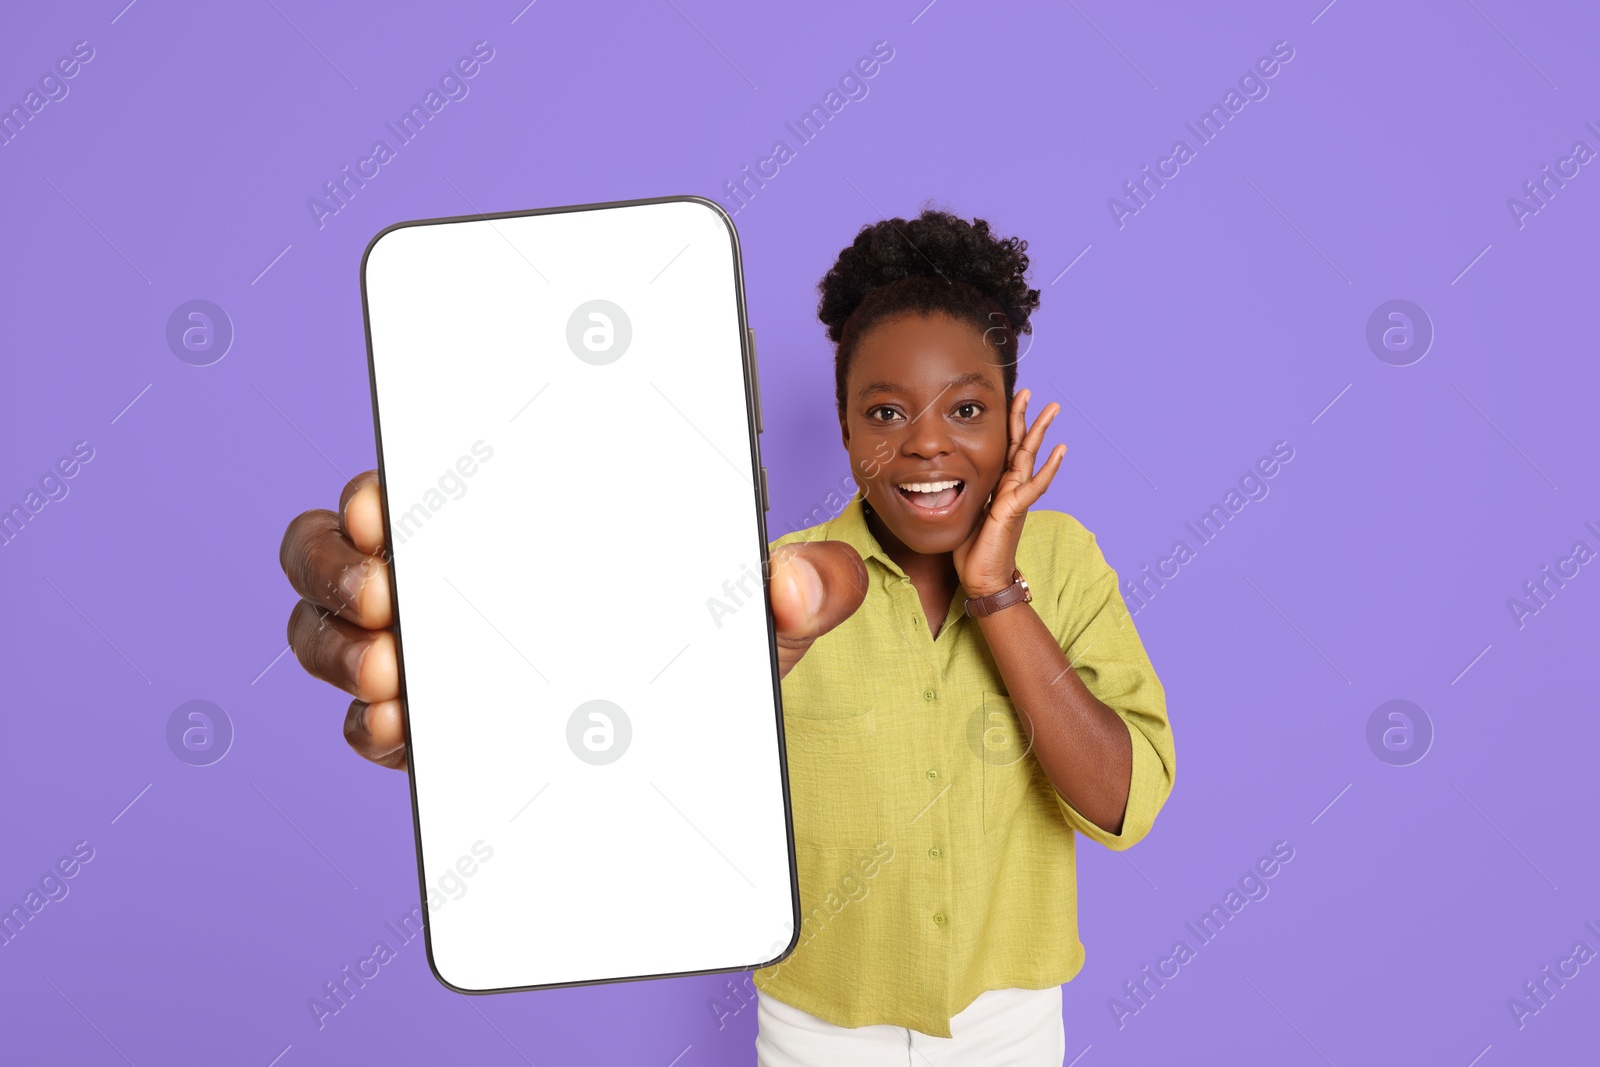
[973,692,1039,834]
[781,711,885,850]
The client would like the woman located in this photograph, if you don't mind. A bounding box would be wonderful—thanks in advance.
[278,207,1175,1066]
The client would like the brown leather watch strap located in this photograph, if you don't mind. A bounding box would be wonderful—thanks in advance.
[964,568,1032,618]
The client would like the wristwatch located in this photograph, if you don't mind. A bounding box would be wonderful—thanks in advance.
[963,568,1032,618]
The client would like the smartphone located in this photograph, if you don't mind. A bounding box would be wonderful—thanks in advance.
[359,195,798,994]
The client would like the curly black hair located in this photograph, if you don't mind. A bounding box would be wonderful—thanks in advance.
[817,206,1040,419]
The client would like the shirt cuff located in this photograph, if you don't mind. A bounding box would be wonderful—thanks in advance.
[1052,713,1172,851]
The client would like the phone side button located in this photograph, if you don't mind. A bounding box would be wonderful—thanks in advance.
[748,327,763,435]
[760,466,770,512]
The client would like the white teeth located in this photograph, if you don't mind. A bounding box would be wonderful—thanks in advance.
[897,480,961,493]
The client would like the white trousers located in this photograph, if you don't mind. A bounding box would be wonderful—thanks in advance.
[754,986,1066,1067]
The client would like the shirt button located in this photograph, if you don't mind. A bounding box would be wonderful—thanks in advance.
[926,769,938,780]
[933,913,946,925]
[923,690,935,701]
[928,846,941,858]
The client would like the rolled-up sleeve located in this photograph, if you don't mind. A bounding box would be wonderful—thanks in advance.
[1049,531,1175,851]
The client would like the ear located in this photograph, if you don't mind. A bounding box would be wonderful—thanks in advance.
[838,409,850,451]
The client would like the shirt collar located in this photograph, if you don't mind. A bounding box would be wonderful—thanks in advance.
[825,492,910,582]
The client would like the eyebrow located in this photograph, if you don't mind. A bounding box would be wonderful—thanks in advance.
[856,371,997,402]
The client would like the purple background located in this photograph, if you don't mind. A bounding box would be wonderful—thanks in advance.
[3,1,1596,1063]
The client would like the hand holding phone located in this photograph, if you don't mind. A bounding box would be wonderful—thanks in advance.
[278,196,867,996]
[278,470,866,768]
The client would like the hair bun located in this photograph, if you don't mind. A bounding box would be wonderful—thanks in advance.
[817,205,1040,345]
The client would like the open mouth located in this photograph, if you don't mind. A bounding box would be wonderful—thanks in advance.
[893,478,965,518]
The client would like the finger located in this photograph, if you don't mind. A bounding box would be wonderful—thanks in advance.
[280,508,393,628]
[1007,388,1029,467]
[1020,443,1068,505]
[339,470,386,557]
[769,541,867,638]
[768,541,867,679]
[344,698,408,770]
[1014,401,1061,477]
[287,599,399,702]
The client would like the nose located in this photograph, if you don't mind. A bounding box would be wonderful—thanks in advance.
[900,404,956,460]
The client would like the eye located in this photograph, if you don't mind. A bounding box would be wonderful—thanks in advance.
[868,405,902,423]
[955,402,983,419]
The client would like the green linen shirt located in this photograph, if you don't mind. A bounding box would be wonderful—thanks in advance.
[751,492,1176,1038]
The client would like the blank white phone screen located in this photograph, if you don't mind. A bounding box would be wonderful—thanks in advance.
[362,198,796,993]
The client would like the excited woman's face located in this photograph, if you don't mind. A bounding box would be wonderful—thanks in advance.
[838,311,1013,558]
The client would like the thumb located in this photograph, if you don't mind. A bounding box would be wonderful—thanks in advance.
[768,541,866,678]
